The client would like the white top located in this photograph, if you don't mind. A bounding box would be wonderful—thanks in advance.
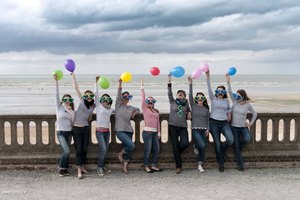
[95,84,115,128]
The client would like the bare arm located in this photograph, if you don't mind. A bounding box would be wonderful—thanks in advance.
[140,79,147,110]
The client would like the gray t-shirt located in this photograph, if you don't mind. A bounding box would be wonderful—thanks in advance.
[74,100,95,126]
[115,88,140,132]
[189,83,209,129]
[227,82,257,127]
[206,78,230,121]
[168,83,191,128]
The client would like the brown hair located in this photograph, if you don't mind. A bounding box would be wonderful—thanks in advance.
[215,85,228,98]
[237,89,251,102]
[61,94,74,110]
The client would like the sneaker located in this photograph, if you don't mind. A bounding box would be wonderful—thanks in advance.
[64,170,70,176]
[197,165,205,173]
[176,168,181,174]
[58,169,65,177]
[193,144,199,155]
[238,166,244,171]
[97,168,104,176]
[218,166,224,172]
[104,167,112,173]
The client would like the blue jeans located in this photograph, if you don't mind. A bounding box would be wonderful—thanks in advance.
[57,131,72,169]
[209,119,234,167]
[231,126,251,167]
[192,129,207,164]
[96,131,110,168]
[73,126,90,166]
[116,131,135,161]
[142,131,160,167]
[169,125,189,168]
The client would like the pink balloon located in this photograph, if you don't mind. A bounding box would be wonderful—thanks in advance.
[199,64,209,73]
[192,68,202,79]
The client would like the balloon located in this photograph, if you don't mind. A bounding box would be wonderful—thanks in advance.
[120,72,132,82]
[150,67,160,76]
[170,66,185,78]
[199,64,209,73]
[65,59,75,72]
[52,70,63,80]
[228,67,237,76]
[97,76,110,89]
[192,68,202,79]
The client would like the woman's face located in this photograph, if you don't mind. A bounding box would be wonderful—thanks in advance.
[195,94,205,105]
[83,92,95,102]
[100,95,112,106]
[122,93,132,104]
[146,97,156,108]
[176,92,185,100]
[215,87,226,99]
[62,96,73,106]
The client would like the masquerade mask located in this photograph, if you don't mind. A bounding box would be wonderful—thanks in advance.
[146,99,156,104]
[215,89,227,95]
[83,94,95,99]
[62,97,74,103]
[233,93,243,101]
[100,97,112,103]
[194,96,206,102]
[122,95,133,100]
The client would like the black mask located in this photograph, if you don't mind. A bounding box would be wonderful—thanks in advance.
[84,99,94,109]
[175,99,187,106]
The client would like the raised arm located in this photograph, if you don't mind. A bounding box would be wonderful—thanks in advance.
[226,73,235,103]
[115,79,122,109]
[188,76,195,106]
[140,79,147,110]
[205,70,214,100]
[54,75,61,110]
[71,73,83,100]
[95,76,100,107]
[167,75,175,103]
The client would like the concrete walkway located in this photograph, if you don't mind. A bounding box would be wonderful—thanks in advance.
[1,168,300,200]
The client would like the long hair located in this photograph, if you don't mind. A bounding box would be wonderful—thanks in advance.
[237,89,251,102]
[61,94,74,110]
[146,96,159,113]
[195,92,209,110]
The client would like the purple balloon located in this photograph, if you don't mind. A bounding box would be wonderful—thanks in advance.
[65,59,75,72]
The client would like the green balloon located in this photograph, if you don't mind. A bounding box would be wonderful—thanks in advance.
[52,70,63,80]
[98,76,110,89]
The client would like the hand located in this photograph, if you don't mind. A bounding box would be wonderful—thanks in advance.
[205,70,210,78]
[187,76,192,84]
[244,122,250,128]
[168,74,171,83]
[225,73,230,83]
[158,134,161,140]
[205,130,210,137]
[96,76,100,83]
[53,74,58,81]
[140,78,144,86]
[118,79,122,88]
[187,111,192,120]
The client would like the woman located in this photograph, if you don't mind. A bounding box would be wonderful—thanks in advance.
[226,74,257,171]
[168,75,192,174]
[140,79,162,173]
[71,73,95,179]
[54,74,75,177]
[188,76,210,173]
[205,70,234,172]
[115,79,140,174]
[95,76,114,176]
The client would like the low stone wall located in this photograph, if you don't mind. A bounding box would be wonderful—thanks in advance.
[0,113,300,169]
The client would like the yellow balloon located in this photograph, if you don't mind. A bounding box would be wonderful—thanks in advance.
[120,72,132,82]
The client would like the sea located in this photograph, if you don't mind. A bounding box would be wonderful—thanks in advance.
[0,74,299,115]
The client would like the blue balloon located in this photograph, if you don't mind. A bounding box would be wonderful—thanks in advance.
[170,66,185,78]
[228,67,237,76]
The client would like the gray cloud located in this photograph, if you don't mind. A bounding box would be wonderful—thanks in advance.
[0,0,300,56]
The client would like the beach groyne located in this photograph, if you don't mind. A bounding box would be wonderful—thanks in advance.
[0,113,300,169]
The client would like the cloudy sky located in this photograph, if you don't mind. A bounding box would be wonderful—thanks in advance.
[0,0,299,75]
